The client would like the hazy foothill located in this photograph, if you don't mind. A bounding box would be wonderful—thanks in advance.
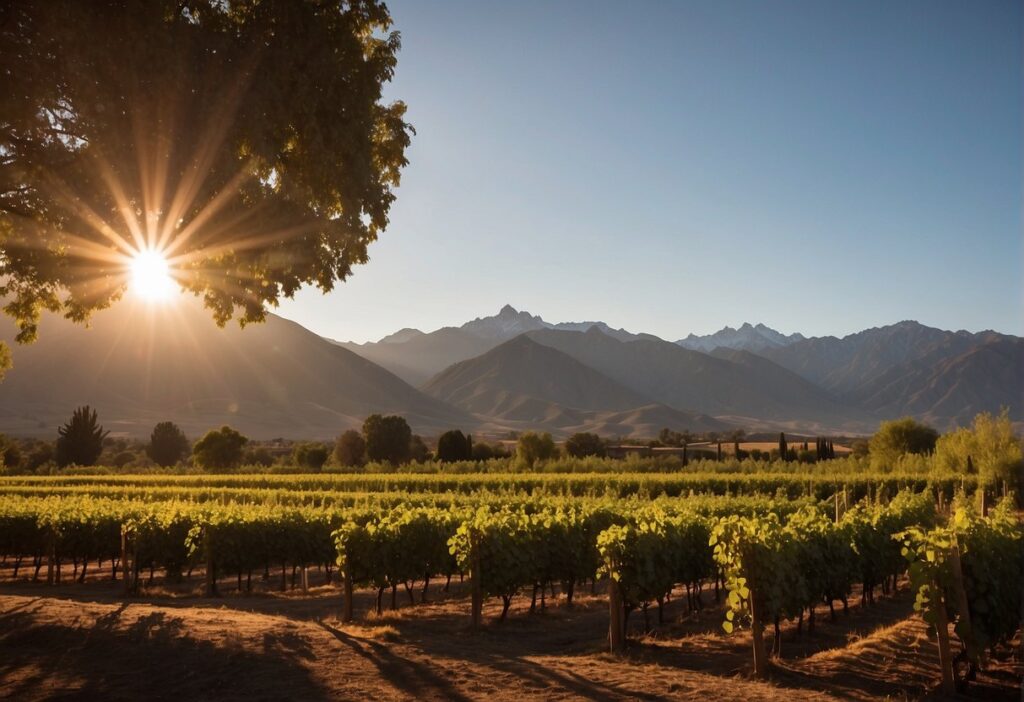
[0,2,1020,702]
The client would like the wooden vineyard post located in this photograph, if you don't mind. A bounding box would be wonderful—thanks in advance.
[121,525,131,595]
[204,528,217,597]
[834,492,840,524]
[949,545,979,665]
[342,568,354,623]
[608,575,625,654]
[46,527,55,586]
[470,534,482,629]
[749,581,768,679]
[932,581,956,695]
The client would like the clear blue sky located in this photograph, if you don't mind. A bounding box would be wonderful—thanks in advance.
[276,0,1023,343]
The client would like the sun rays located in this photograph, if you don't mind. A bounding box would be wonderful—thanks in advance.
[129,249,175,301]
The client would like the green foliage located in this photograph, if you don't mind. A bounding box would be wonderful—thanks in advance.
[409,435,430,463]
[0,0,411,357]
[293,443,329,471]
[932,410,1022,488]
[146,422,189,468]
[599,511,713,615]
[869,417,939,471]
[362,415,412,465]
[899,498,1023,663]
[436,430,473,463]
[564,432,606,458]
[55,406,109,467]
[516,431,556,468]
[242,447,275,468]
[711,512,804,632]
[334,430,366,468]
[0,435,21,472]
[192,426,248,471]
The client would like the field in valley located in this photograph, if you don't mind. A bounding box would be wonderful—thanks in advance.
[0,465,1020,701]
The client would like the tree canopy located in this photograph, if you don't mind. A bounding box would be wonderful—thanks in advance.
[192,425,248,471]
[436,429,473,462]
[564,432,605,458]
[146,421,190,467]
[362,414,411,465]
[516,431,556,468]
[0,0,411,370]
[868,417,939,471]
[334,429,366,467]
[933,409,1022,488]
[55,405,109,467]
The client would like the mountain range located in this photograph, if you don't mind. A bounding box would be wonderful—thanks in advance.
[0,300,1018,439]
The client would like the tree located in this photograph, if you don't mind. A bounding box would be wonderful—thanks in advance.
[243,447,274,468]
[564,432,606,458]
[362,414,412,465]
[778,432,788,459]
[516,431,556,468]
[868,417,939,471]
[146,421,190,467]
[192,426,248,471]
[0,1,411,367]
[55,406,109,467]
[0,435,20,471]
[933,410,1022,489]
[436,430,473,462]
[409,435,429,463]
[471,442,509,461]
[334,429,366,468]
[293,443,329,471]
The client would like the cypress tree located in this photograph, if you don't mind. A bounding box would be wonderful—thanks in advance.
[682,442,688,467]
[778,432,787,460]
[716,441,722,461]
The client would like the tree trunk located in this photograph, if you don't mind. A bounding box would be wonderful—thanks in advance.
[342,571,354,623]
[470,538,482,629]
[121,527,131,595]
[933,583,956,695]
[750,589,769,679]
[46,530,55,586]
[608,576,625,654]
[772,615,781,657]
[204,529,217,597]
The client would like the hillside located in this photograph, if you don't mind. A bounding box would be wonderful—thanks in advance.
[527,328,868,430]
[758,321,1010,393]
[845,338,1024,425]
[336,305,646,385]
[421,335,652,417]
[421,335,724,434]
[0,297,472,439]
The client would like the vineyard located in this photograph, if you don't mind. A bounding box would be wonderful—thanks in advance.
[0,468,1020,699]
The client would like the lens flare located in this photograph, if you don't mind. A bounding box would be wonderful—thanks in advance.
[130,249,175,301]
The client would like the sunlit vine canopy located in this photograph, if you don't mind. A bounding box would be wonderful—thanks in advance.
[0,0,412,356]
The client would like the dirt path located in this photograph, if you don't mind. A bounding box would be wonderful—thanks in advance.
[0,579,1019,701]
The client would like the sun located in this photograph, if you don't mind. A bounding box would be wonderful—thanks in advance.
[129,249,176,301]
